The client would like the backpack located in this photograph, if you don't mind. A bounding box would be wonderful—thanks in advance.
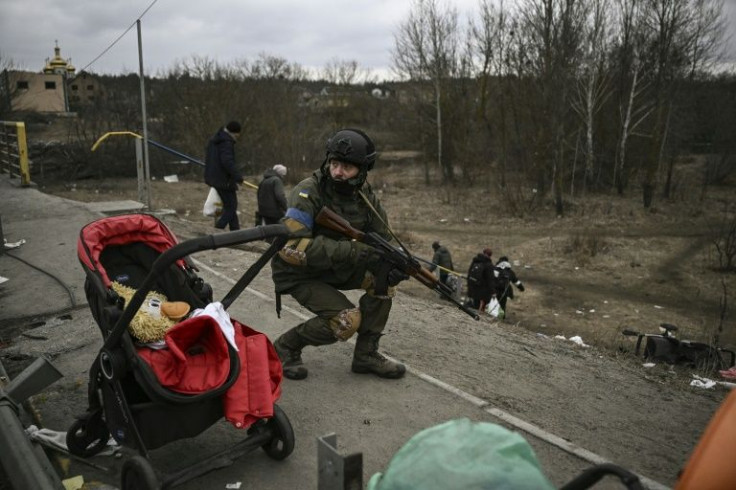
[468,263,485,285]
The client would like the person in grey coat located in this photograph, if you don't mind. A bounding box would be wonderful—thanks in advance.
[256,164,288,225]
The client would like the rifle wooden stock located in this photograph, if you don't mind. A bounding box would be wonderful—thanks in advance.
[315,207,365,241]
[315,207,479,321]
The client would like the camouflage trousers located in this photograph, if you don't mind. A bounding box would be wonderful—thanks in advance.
[280,281,392,347]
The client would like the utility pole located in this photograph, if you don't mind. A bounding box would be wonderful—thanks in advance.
[137,19,152,210]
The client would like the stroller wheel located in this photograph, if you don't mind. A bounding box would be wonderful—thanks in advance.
[261,404,295,460]
[66,411,110,458]
[121,455,159,490]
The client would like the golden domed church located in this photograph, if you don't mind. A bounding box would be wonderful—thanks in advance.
[43,41,77,77]
[1,41,99,113]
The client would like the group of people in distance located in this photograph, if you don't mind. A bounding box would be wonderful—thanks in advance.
[426,239,526,315]
[465,248,525,315]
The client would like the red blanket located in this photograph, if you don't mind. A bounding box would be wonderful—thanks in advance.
[138,315,282,429]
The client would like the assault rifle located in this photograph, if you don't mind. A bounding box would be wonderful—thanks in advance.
[315,206,479,321]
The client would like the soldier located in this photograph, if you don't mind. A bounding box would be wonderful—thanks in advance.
[271,129,408,380]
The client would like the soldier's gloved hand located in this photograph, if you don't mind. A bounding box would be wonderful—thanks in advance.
[354,242,382,266]
[517,283,525,292]
[387,267,409,286]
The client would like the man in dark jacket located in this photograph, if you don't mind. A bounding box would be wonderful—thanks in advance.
[205,121,244,230]
[256,164,287,225]
[272,128,409,381]
[429,241,454,288]
[492,256,525,312]
[466,248,495,312]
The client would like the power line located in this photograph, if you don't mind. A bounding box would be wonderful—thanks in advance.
[77,0,161,74]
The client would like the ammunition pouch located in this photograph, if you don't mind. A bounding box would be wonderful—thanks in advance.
[361,271,396,299]
[278,217,312,266]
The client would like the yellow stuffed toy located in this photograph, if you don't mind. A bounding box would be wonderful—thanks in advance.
[111,281,191,343]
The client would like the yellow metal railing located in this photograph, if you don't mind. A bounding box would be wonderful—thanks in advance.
[0,121,31,186]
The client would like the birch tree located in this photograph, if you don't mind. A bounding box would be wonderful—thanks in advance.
[570,0,613,194]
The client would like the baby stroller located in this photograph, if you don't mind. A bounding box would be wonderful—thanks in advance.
[68,213,293,490]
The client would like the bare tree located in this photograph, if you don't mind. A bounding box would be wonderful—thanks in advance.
[518,0,587,216]
[246,53,309,81]
[639,0,725,207]
[392,0,460,183]
[570,0,614,195]
[472,0,519,189]
[322,58,373,85]
[0,51,18,116]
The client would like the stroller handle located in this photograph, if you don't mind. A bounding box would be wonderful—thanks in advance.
[104,224,289,349]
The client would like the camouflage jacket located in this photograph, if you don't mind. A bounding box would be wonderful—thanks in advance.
[271,170,391,293]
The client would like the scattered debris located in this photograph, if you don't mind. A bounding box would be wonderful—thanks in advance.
[569,336,589,347]
[523,346,538,357]
[654,305,664,309]
[4,238,26,249]
[690,375,716,389]
[643,363,656,368]
[719,367,736,380]
[553,335,589,347]
[163,174,179,183]
[62,475,84,490]
[226,483,242,490]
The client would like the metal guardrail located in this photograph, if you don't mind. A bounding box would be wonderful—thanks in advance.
[0,121,31,187]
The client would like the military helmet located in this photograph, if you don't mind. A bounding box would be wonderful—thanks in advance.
[325,128,377,170]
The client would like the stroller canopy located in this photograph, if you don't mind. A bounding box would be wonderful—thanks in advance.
[78,214,185,287]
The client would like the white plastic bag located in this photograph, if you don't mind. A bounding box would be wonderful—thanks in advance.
[203,187,222,217]
[486,297,504,319]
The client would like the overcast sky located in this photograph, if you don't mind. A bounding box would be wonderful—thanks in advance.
[0,0,480,80]
[1,0,734,80]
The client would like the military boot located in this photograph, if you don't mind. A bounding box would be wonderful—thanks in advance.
[273,330,308,380]
[351,334,406,379]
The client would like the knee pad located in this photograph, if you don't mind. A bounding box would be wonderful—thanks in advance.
[328,307,362,341]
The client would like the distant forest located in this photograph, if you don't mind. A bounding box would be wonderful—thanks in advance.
[9,0,736,215]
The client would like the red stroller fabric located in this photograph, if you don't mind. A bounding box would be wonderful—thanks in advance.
[138,315,230,394]
[224,321,283,429]
[78,214,186,287]
[137,316,283,429]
